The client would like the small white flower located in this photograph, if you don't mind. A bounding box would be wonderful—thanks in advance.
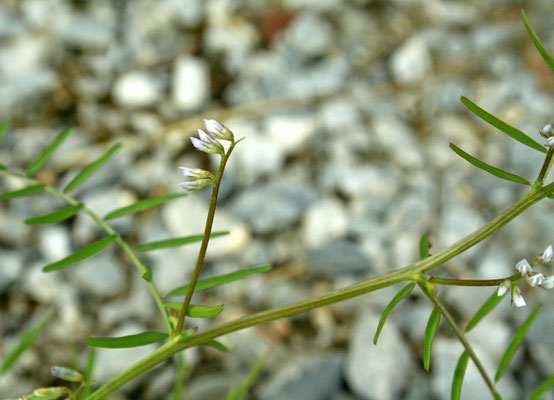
[191,129,224,155]
[515,259,532,276]
[526,273,546,287]
[497,280,511,296]
[179,166,214,180]
[540,275,554,289]
[511,285,526,307]
[204,119,234,141]
[178,179,212,191]
[538,244,553,263]
[546,136,554,147]
[539,123,553,138]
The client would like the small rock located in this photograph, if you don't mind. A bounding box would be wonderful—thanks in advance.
[0,251,23,291]
[231,180,319,234]
[113,71,163,108]
[282,12,334,58]
[345,312,415,400]
[308,239,373,276]
[389,37,432,85]
[172,57,210,111]
[372,116,424,168]
[257,352,344,400]
[265,112,316,155]
[38,225,72,262]
[67,253,125,297]
[301,198,349,249]
[318,98,361,132]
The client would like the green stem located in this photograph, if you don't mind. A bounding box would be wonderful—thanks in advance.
[174,140,239,335]
[85,182,554,399]
[419,284,500,399]
[428,273,521,287]
[535,147,554,187]
[0,170,173,334]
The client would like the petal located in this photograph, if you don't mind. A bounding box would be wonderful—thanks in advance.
[538,244,553,263]
[515,259,532,276]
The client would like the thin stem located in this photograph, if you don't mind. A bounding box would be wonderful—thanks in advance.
[418,284,500,398]
[85,182,554,399]
[428,273,521,287]
[174,140,239,335]
[0,169,173,334]
[535,147,554,187]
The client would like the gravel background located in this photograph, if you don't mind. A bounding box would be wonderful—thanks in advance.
[0,0,553,399]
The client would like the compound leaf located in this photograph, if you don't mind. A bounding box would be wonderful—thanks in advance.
[25,204,83,225]
[450,143,531,185]
[104,193,185,220]
[460,97,546,154]
[42,234,117,272]
[64,143,121,193]
[86,332,168,348]
[26,127,73,176]
[424,306,442,371]
[495,304,542,382]
[373,283,415,345]
[0,184,46,201]
[165,265,271,298]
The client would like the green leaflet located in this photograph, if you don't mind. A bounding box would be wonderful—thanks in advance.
[164,303,224,318]
[25,204,83,225]
[0,184,46,201]
[0,311,51,376]
[26,127,74,176]
[104,193,186,220]
[0,120,9,146]
[136,231,230,251]
[460,97,547,154]
[373,283,416,345]
[0,163,6,170]
[522,10,554,72]
[423,306,441,371]
[64,143,122,192]
[419,234,430,259]
[42,235,117,272]
[450,143,532,185]
[451,350,470,400]
[86,332,168,348]
[465,289,506,332]
[495,304,542,382]
[165,265,271,298]
[527,374,554,400]
[203,340,228,352]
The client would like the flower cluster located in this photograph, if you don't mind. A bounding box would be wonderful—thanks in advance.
[498,245,554,307]
[178,119,234,192]
[539,122,554,147]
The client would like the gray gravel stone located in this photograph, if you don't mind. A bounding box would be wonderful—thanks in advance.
[345,312,415,400]
[113,71,163,108]
[257,352,344,400]
[67,253,125,297]
[172,56,210,111]
[308,239,373,276]
[0,251,23,292]
[389,37,432,85]
[301,198,349,249]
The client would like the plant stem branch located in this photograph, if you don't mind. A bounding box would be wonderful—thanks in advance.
[84,182,554,399]
[174,140,239,335]
[535,147,554,187]
[418,283,500,398]
[428,274,521,287]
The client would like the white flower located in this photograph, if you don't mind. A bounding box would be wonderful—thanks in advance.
[204,119,234,141]
[511,285,526,307]
[178,179,212,191]
[539,123,553,138]
[497,280,511,296]
[515,259,532,276]
[538,244,553,263]
[540,275,554,289]
[546,136,554,147]
[191,129,224,155]
[179,166,213,180]
[526,273,546,287]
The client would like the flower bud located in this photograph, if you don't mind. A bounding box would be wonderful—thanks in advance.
[515,259,532,276]
[497,280,511,296]
[204,119,234,141]
[50,365,84,383]
[191,129,224,155]
[526,273,545,287]
[540,275,554,289]
[539,123,553,138]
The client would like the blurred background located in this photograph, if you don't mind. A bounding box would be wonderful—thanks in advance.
[0,0,553,399]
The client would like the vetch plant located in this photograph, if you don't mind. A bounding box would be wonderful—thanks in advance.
[0,11,553,400]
